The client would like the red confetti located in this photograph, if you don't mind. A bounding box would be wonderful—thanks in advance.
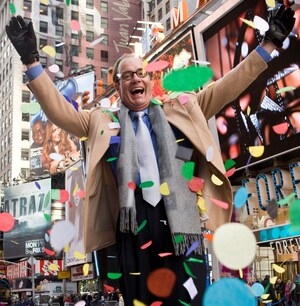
[225,167,236,178]
[140,240,153,250]
[76,190,85,199]
[151,302,163,306]
[272,122,288,134]
[60,190,70,202]
[68,201,73,208]
[0,212,15,232]
[211,198,229,209]
[188,177,204,192]
[158,252,173,257]
[127,181,136,190]
[44,247,56,256]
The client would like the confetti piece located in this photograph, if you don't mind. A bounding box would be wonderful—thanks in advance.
[0,212,15,232]
[211,198,229,209]
[174,234,184,244]
[158,252,173,257]
[278,193,296,205]
[49,153,63,161]
[151,98,163,105]
[76,190,85,199]
[60,189,70,202]
[203,278,256,306]
[206,146,214,162]
[251,282,265,297]
[178,95,189,105]
[272,122,288,134]
[185,241,200,257]
[276,86,296,94]
[213,223,257,270]
[224,159,236,171]
[186,257,204,263]
[70,20,81,31]
[74,251,86,259]
[70,167,78,171]
[270,276,277,284]
[68,201,73,208]
[225,167,236,178]
[188,177,204,192]
[66,0,70,5]
[239,268,243,279]
[240,18,256,29]
[75,302,86,306]
[35,182,41,189]
[48,263,59,271]
[247,106,251,116]
[289,199,300,233]
[253,15,269,35]
[45,233,50,242]
[249,145,265,158]
[178,300,189,306]
[272,263,285,274]
[266,0,276,8]
[83,263,89,276]
[147,268,176,298]
[211,174,223,186]
[107,157,117,162]
[197,196,206,211]
[48,64,60,73]
[44,247,56,256]
[44,214,51,221]
[133,300,146,306]
[141,240,153,250]
[175,138,185,143]
[80,136,88,141]
[41,0,48,4]
[9,3,16,14]
[203,233,213,241]
[234,187,248,208]
[150,302,163,306]
[162,66,213,92]
[183,277,198,299]
[90,36,104,47]
[139,181,154,188]
[181,161,195,181]
[145,60,169,72]
[160,182,170,196]
[183,262,197,278]
[127,181,136,190]
[136,220,147,233]
[42,45,56,58]
[50,220,75,251]
[261,294,270,300]
[107,272,122,279]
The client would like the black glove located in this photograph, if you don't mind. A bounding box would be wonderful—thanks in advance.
[263,4,295,48]
[6,15,39,65]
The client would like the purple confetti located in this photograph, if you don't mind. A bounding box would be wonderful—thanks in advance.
[185,241,200,257]
[35,182,41,190]
[110,136,121,145]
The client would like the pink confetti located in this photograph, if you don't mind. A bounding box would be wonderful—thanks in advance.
[76,190,85,199]
[188,177,204,192]
[0,212,15,232]
[225,167,236,178]
[60,190,70,202]
[127,181,136,190]
[178,95,189,105]
[150,302,163,306]
[272,122,288,135]
[140,240,153,250]
[211,198,229,209]
[70,20,81,31]
[158,252,173,257]
[145,60,169,72]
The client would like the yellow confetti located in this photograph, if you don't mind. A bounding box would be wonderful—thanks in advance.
[70,167,78,171]
[249,145,264,157]
[276,86,296,94]
[142,60,148,69]
[247,106,251,116]
[133,300,146,306]
[160,182,170,196]
[197,196,206,211]
[80,136,88,141]
[197,190,202,196]
[261,294,270,300]
[129,272,141,275]
[42,45,56,58]
[83,109,90,112]
[266,0,276,8]
[74,251,86,259]
[175,138,185,143]
[239,268,243,279]
[64,244,70,252]
[272,263,285,274]
[211,174,223,186]
[48,263,59,271]
[41,0,48,4]
[83,263,89,276]
[270,276,277,284]
[240,18,256,29]
[73,183,79,197]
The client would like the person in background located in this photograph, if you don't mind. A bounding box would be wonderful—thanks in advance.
[275,278,286,305]
[30,119,45,148]
[261,275,277,304]
[5,5,295,305]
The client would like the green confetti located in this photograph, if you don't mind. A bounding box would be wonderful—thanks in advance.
[44,214,51,221]
[66,0,70,5]
[174,234,184,244]
[107,157,117,162]
[181,161,195,181]
[51,189,60,200]
[276,86,296,94]
[183,261,197,279]
[278,193,296,205]
[224,159,236,171]
[136,219,147,233]
[139,181,154,189]
[178,300,190,306]
[289,199,300,233]
[186,257,204,263]
[100,130,104,135]
[44,191,51,209]
[9,3,16,14]
[151,98,163,105]
[107,272,122,279]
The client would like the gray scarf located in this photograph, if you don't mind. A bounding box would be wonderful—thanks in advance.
[117,102,203,255]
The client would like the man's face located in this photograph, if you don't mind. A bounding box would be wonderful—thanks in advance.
[115,56,152,111]
[32,121,45,145]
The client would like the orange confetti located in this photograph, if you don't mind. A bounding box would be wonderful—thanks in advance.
[128,181,136,190]
[211,198,229,209]
[203,233,213,241]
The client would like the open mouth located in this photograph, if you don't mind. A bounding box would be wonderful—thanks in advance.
[131,87,145,96]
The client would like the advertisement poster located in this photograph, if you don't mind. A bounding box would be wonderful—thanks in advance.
[3,179,52,259]
[30,71,95,177]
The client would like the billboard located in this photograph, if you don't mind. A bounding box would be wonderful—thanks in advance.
[30,71,95,177]
[203,0,300,169]
[3,179,52,259]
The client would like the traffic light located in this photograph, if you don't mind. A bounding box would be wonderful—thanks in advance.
[81,90,90,107]
[94,80,103,97]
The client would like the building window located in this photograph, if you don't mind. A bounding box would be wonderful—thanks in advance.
[39,21,48,33]
[40,56,47,68]
[39,38,47,49]
[150,15,155,22]
[70,62,79,70]
[8,112,11,125]
[86,0,94,9]
[100,1,108,12]
[8,131,11,145]
[86,48,94,59]
[55,59,63,71]
[86,31,94,42]
[100,34,108,46]
[21,130,29,141]
[165,0,170,13]
[71,0,79,4]
[71,45,80,57]
[1,139,3,152]
[24,0,32,12]
[40,3,48,15]
[22,90,31,103]
[158,8,162,20]
[22,113,30,122]
[86,14,94,26]
[56,25,64,36]
[101,17,108,29]
[166,18,171,31]
[56,7,64,19]
[21,149,30,161]
[4,155,7,167]
[101,50,108,62]
[71,10,79,20]
[101,67,108,80]
[55,41,64,54]
[71,33,79,40]
[21,168,30,179]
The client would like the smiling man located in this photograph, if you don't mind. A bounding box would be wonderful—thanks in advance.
[6,5,295,305]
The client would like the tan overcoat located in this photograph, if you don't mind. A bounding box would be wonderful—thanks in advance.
[27,50,267,253]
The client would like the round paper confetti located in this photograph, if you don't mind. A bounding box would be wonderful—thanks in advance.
[0,212,15,232]
[266,0,276,8]
[213,223,257,270]
[272,122,288,135]
[251,282,264,297]
[83,263,89,276]
[71,20,81,31]
[160,182,170,196]
[178,95,189,105]
[9,3,16,14]
[203,278,256,306]
[133,300,146,306]
[49,153,63,161]
[107,272,122,279]
[147,268,176,298]
[74,251,86,259]
[140,240,153,250]
[272,263,285,274]
[75,301,86,306]
[50,220,75,251]
[211,174,223,186]
[60,189,70,202]
[253,15,269,34]
[145,60,169,72]
[48,64,60,73]
[35,182,41,189]
[224,159,236,171]
[234,186,248,208]
[27,102,41,115]
[181,162,195,181]
[270,276,277,284]
[249,145,264,158]
[42,45,56,58]
[188,177,204,192]
[162,66,213,92]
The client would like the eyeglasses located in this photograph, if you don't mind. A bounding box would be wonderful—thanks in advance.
[117,68,148,81]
